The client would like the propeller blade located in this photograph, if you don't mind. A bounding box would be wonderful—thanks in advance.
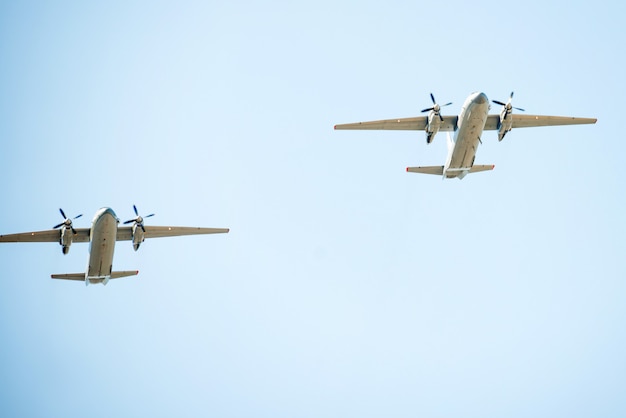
[59,208,67,219]
[494,92,524,111]
[442,102,452,107]
[125,206,154,232]
[74,214,83,219]
[438,114,444,122]
[430,93,436,104]
[53,222,64,229]
[71,226,77,234]
[421,107,434,113]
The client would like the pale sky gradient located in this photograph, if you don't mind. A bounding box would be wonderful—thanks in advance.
[1,1,624,417]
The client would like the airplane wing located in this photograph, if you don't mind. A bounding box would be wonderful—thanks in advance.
[0,228,90,243]
[115,226,230,241]
[335,114,595,132]
[484,114,597,130]
[334,116,458,131]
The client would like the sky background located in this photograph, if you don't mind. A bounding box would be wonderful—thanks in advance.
[0,1,624,417]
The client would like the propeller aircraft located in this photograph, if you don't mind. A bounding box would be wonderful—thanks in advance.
[335,91,597,179]
[0,206,229,285]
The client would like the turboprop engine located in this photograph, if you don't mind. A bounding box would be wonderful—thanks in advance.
[492,91,525,141]
[123,205,154,251]
[52,208,82,254]
[421,93,452,144]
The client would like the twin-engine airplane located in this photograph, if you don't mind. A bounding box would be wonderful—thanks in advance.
[0,206,229,285]
[335,92,597,179]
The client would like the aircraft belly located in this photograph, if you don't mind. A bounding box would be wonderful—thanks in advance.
[449,107,488,170]
[450,130,478,167]
[87,212,118,278]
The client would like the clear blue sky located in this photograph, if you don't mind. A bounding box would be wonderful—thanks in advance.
[1,1,624,417]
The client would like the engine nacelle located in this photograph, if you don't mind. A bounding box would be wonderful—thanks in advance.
[59,227,73,255]
[497,108,513,141]
[425,111,442,144]
[492,92,524,141]
[420,94,452,143]
[131,224,145,251]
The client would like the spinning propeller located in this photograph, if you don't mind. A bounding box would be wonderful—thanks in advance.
[53,208,83,234]
[124,205,154,233]
[421,93,452,122]
[492,91,525,116]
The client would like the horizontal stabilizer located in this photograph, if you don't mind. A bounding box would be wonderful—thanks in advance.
[51,273,85,281]
[406,166,444,175]
[51,271,138,282]
[469,164,495,173]
[406,164,495,178]
[111,271,139,279]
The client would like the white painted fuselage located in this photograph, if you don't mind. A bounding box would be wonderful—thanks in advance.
[86,208,119,285]
[443,92,490,179]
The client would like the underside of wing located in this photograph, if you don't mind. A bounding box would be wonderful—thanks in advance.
[511,114,597,128]
[116,226,230,241]
[334,116,457,131]
[484,114,597,130]
[484,115,501,130]
[0,228,90,243]
[144,226,230,239]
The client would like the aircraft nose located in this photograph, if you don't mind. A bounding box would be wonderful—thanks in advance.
[474,92,488,105]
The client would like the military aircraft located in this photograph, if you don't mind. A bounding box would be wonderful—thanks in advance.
[0,206,229,285]
[334,92,597,179]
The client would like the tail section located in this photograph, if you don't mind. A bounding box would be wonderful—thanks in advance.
[468,164,495,174]
[110,270,140,279]
[51,270,139,285]
[51,273,85,281]
[406,164,494,179]
[406,166,444,175]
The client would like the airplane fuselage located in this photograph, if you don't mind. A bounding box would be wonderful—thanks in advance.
[444,92,490,179]
[87,208,119,285]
